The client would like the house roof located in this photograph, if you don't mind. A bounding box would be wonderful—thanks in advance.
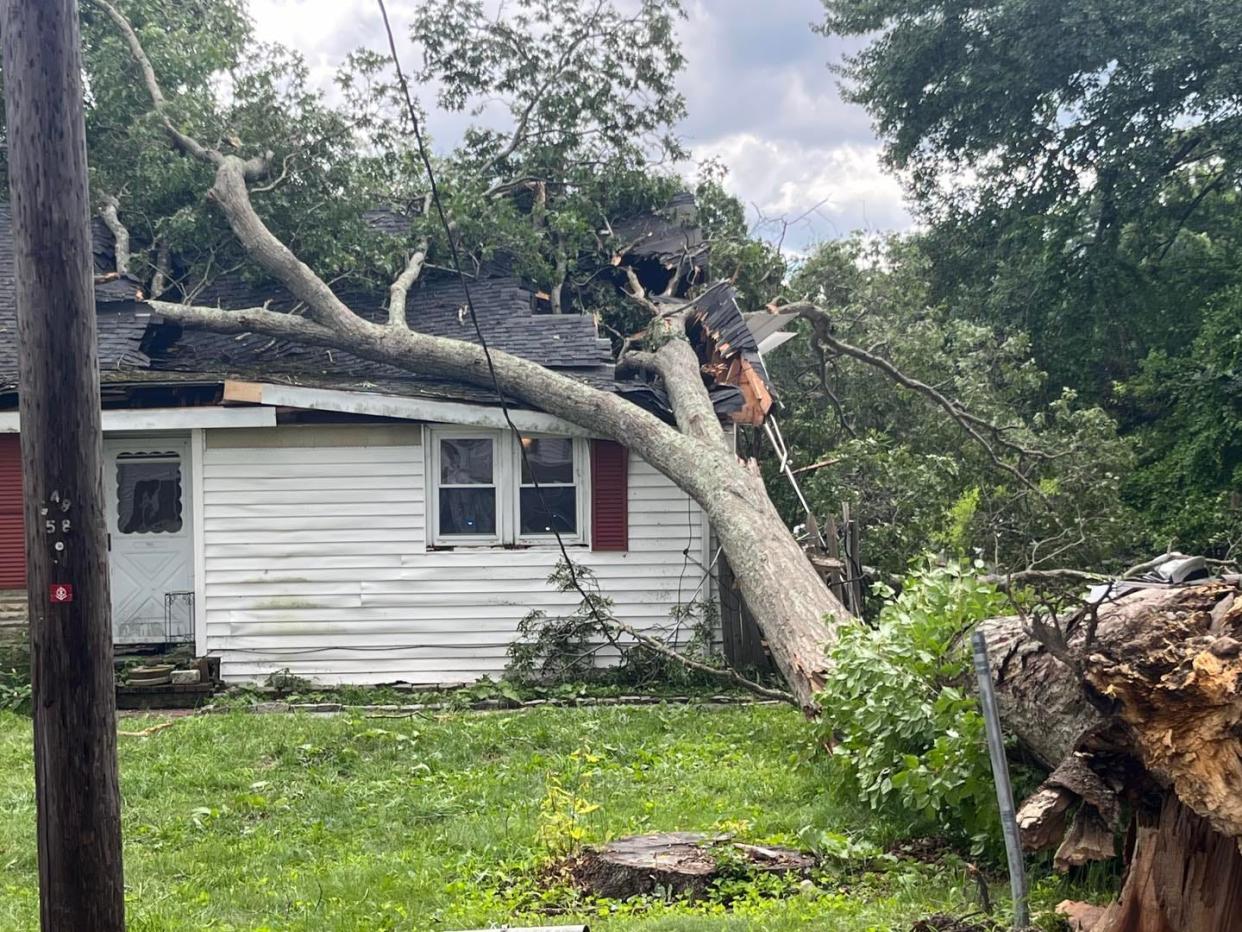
[612,192,704,259]
[0,202,615,406]
[0,204,152,394]
[0,199,785,427]
[146,274,616,404]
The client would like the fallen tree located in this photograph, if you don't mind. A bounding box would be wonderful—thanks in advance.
[90,5,1242,925]
[93,0,1083,713]
[982,581,1242,931]
[93,0,859,712]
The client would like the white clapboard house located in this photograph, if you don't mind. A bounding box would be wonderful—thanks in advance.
[0,203,784,685]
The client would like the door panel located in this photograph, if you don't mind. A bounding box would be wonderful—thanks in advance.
[104,438,193,643]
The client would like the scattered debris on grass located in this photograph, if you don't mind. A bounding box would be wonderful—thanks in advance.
[887,836,953,864]
[910,913,997,932]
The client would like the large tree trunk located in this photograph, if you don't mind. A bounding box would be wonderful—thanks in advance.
[979,582,1242,931]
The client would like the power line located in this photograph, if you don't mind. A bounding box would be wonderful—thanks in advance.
[373,2,788,703]
[374,0,636,642]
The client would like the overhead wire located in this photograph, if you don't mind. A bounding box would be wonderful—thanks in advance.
[374,0,678,657]
[374,2,791,703]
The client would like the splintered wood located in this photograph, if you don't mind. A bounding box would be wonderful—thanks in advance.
[984,581,1242,932]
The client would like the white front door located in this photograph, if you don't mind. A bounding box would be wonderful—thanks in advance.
[104,437,194,644]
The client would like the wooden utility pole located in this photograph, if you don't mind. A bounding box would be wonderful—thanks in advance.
[1,0,125,928]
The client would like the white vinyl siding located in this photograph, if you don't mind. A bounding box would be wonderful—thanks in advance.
[201,423,709,685]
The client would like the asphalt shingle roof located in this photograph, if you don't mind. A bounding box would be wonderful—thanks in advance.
[0,202,614,404]
[0,204,151,393]
[147,274,615,400]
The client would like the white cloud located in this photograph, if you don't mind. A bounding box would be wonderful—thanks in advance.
[694,134,912,247]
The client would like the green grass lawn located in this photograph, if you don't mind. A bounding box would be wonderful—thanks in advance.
[0,704,1058,930]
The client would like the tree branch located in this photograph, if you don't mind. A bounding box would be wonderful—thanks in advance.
[782,301,1052,494]
[549,245,568,314]
[478,0,609,177]
[608,615,795,705]
[984,568,1110,588]
[149,239,172,298]
[93,0,219,167]
[387,237,430,328]
[94,0,268,179]
[146,299,339,343]
[97,195,130,277]
[197,157,358,331]
[645,316,729,452]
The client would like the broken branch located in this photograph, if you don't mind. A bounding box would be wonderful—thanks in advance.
[782,301,1053,494]
[97,194,130,277]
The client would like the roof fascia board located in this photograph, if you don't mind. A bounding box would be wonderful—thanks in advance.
[224,380,593,437]
[0,405,276,433]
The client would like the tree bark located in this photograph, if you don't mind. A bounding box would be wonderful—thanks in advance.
[1,0,125,928]
[980,583,1242,931]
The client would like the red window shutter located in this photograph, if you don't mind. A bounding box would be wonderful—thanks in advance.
[590,439,628,552]
[0,434,25,589]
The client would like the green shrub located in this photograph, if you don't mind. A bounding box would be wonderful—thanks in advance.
[0,668,31,714]
[816,561,1011,858]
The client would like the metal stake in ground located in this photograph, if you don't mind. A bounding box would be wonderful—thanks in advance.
[971,630,1029,930]
[0,0,125,927]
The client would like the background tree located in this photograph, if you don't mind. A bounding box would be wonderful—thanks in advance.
[819,0,1242,557]
[763,235,1137,575]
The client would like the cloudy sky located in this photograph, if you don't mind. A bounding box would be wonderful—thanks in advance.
[248,0,913,252]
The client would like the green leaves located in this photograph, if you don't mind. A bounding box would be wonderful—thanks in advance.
[816,561,1012,859]
[766,234,1137,574]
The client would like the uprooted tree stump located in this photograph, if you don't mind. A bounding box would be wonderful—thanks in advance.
[979,580,1242,932]
[569,832,816,899]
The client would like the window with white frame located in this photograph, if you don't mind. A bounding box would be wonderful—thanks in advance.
[428,428,587,546]
[434,434,499,541]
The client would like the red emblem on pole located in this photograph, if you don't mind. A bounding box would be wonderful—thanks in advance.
[49,583,73,603]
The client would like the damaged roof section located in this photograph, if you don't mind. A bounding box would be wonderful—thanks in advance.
[613,282,791,428]
[686,282,776,427]
[608,194,796,428]
[611,192,708,297]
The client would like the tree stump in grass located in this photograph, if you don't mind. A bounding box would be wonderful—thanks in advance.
[571,832,816,899]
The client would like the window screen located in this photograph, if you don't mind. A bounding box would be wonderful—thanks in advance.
[116,453,183,535]
[518,436,576,535]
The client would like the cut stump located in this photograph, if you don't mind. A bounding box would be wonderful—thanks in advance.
[571,832,815,899]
